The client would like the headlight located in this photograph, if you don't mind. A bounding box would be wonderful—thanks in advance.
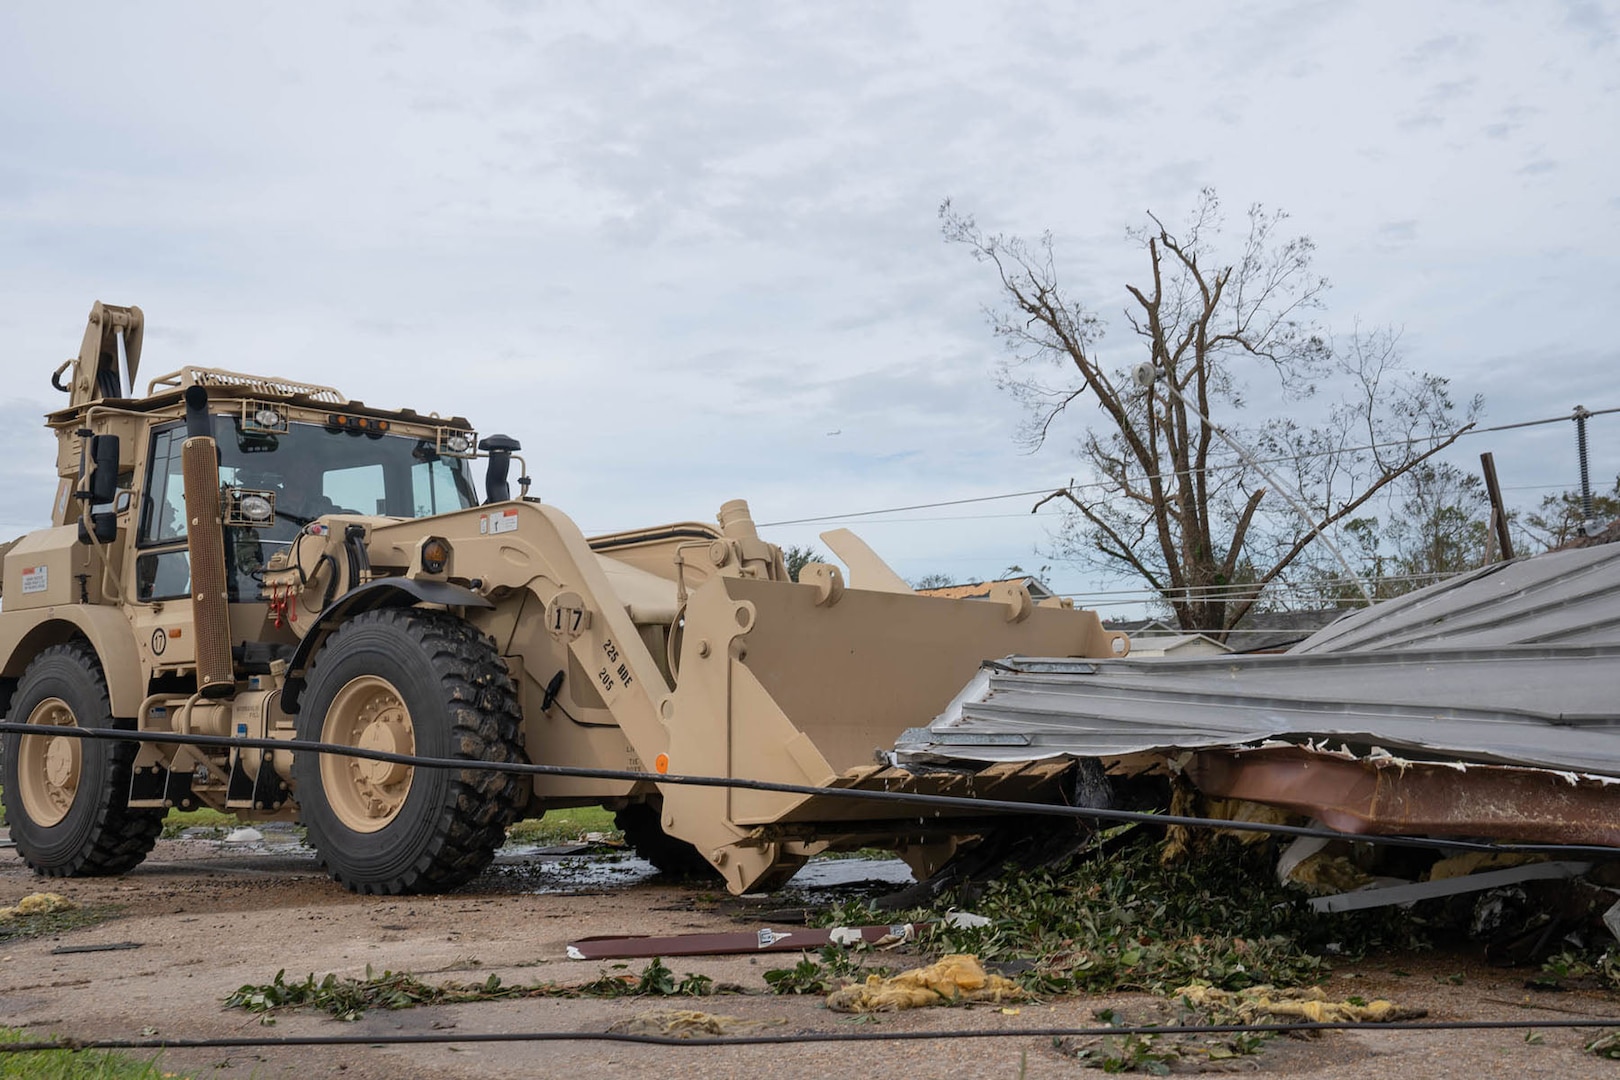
[239,494,274,523]
[253,408,283,429]
[224,487,278,528]
[436,428,478,458]
[420,536,451,575]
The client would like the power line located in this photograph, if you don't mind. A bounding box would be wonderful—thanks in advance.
[757,405,1620,530]
[5,721,1617,859]
[5,1016,1620,1054]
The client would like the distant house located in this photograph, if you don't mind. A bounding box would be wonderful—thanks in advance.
[916,575,1056,601]
[1118,632,1230,658]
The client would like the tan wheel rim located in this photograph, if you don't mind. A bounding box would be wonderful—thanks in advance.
[16,698,81,828]
[320,675,415,833]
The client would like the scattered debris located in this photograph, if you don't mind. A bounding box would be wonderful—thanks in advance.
[605,1009,786,1038]
[224,827,264,843]
[0,893,75,920]
[1174,982,1426,1024]
[568,921,922,960]
[1309,860,1592,914]
[225,958,730,1022]
[825,954,1027,1013]
[49,941,143,955]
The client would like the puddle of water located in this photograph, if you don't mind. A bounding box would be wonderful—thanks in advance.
[487,851,664,894]
[177,822,312,852]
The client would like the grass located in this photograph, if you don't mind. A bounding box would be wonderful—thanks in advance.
[158,808,236,839]
[0,1029,185,1078]
[159,806,623,846]
[504,806,619,846]
[0,902,121,945]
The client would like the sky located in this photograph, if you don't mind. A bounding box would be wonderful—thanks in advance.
[1,1,1616,619]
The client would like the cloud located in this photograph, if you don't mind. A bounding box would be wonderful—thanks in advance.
[0,0,1615,610]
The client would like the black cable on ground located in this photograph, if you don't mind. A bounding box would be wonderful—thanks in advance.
[4,1016,1620,1054]
[1,721,1616,860]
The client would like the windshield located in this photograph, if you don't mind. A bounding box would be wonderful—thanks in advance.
[138,416,479,602]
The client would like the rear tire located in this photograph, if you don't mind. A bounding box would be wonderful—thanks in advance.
[1,642,162,877]
[614,801,720,879]
[294,608,526,894]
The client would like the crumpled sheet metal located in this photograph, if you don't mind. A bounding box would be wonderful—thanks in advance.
[892,645,1620,777]
[825,954,1027,1013]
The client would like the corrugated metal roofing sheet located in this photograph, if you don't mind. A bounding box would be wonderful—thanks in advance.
[894,645,1620,775]
[1291,544,1620,653]
[895,545,1620,777]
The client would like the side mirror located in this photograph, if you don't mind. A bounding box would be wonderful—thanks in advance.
[85,434,120,504]
[76,433,121,545]
[479,434,521,505]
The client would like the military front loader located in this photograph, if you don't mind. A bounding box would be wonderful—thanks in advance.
[0,302,1128,896]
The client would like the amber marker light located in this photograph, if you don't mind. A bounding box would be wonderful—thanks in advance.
[420,536,451,575]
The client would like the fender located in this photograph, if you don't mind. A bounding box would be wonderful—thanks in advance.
[0,606,145,717]
[280,578,492,713]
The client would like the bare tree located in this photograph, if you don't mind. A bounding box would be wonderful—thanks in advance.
[943,190,1479,636]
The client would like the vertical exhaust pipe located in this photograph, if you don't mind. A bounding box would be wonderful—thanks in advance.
[182,385,235,699]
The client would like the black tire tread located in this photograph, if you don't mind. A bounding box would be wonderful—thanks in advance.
[614,801,719,879]
[300,608,527,895]
[2,641,162,877]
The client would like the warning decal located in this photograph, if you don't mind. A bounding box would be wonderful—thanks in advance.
[20,565,47,594]
[479,509,520,535]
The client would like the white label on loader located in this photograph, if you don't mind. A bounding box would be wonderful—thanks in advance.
[20,565,47,594]
[480,509,520,535]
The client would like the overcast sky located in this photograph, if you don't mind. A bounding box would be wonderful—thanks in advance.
[2,2,1616,617]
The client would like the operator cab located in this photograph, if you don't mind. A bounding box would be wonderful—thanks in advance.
[135,412,478,604]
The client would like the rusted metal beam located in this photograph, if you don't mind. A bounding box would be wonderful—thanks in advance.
[1184,745,1620,848]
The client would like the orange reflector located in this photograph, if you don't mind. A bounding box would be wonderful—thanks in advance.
[654,753,669,775]
[167,628,183,638]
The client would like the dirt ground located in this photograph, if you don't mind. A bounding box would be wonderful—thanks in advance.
[0,828,1616,1079]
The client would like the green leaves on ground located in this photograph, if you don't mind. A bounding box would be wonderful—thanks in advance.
[225,958,722,1022]
[764,945,890,995]
[819,834,1425,995]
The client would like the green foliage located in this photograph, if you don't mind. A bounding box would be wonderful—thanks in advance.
[764,944,890,995]
[0,903,120,944]
[820,835,1423,995]
[0,1029,182,1079]
[1069,1030,1178,1075]
[225,957,718,1022]
[1058,1007,1267,1075]
[782,545,827,583]
[1586,1031,1620,1060]
[1537,948,1620,992]
[159,808,236,839]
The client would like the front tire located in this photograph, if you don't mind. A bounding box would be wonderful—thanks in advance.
[1,642,162,877]
[293,608,526,894]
